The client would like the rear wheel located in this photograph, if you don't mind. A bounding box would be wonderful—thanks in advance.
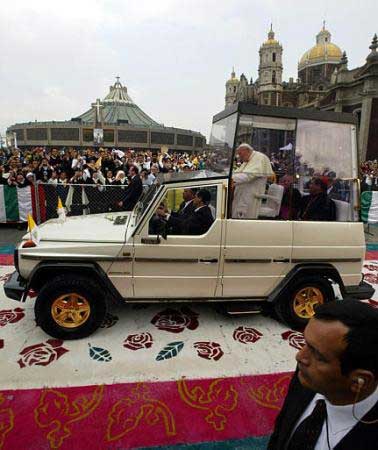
[35,274,107,339]
[275,276,335,330]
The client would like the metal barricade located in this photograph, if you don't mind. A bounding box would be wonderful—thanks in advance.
[33,183,129,224]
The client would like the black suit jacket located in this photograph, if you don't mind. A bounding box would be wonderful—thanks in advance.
[168,205,214,235]
[299,193,336,221]
[122,175,143,211]
[268,372,378,450]
[177,200,196,218]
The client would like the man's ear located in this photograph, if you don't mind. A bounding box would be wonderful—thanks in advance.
[349,369,375,394]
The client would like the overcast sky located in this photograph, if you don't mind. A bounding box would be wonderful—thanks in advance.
[0,0,377,141]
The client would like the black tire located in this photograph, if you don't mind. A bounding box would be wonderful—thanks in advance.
[34,274,107,340]
[275,276,335,330]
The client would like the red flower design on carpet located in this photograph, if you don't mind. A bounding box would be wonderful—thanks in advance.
[0,307,25,327]
[123,332,153,350]
[194,342,224,361]
[151,307,199,333]
[17,339,69,368]
[0,273,12,283]
[363,273,378,284]
[233,326,263,344]
[281,330,305,350]
[364,264,378,272]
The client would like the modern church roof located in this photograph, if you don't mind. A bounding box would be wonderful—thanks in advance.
[75,77,161,127]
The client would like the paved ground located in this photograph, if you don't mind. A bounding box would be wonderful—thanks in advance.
[0,224,377,449]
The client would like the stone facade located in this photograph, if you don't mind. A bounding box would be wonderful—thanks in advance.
[225,26,378,161]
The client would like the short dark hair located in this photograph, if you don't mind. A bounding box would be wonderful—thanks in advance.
[315,300,378,377]
[131,165,139,175]
[312,177,327,192]
[196,189,211,204]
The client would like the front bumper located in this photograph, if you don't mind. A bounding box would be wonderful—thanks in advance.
[4,271,27,302]
[344,281,375,300]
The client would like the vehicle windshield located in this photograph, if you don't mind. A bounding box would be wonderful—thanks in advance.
[206,112,238,177]
[134,182,162,225]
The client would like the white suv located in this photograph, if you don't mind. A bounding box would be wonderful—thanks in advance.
[5,104,374,339]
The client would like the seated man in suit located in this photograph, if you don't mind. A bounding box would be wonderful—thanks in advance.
[268,300,378,450]
[156,189,214,236]
[299,177,336,221]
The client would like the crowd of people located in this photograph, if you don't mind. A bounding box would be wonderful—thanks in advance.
[360,160,378,191]
[0,146,208,189]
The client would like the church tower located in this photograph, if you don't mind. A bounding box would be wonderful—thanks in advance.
[257,25,283,106]
[225,67,240,107]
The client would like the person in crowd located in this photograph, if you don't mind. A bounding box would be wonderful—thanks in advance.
[105,170,115,185]
[157,189,214,236]
[118,165,143,211]
[25,172,36,186]
[16,173,28,188]
[0,165,7,185]
[37,158,53,182]
[140,168,155,186]
[279,175,302,220]
[57,171,68,185]
[268,300,378,450]
[326,171,343,200]
[47,170,58,185]
[232,143,274,219]
[299,177,336,221]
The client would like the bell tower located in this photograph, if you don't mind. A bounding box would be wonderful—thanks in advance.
[225,67,240,107]
[258,25,283,106]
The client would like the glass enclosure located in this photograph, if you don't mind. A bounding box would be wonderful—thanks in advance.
[212,107,358,222]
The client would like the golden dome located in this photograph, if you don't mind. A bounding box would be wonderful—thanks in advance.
[226,68,239,84]
[299,27,343,70]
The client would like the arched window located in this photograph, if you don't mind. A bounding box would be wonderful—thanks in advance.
[272,52,276,62]
[234,86,237,93]
[272,71,276,84]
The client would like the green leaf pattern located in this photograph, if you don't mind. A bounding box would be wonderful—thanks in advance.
[156,341,184,361]
[88,343,112,362]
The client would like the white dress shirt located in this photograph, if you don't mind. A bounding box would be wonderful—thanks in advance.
[292,386,378,449]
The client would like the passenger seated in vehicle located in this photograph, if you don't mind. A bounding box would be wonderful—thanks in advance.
[299,177,336,221]
[279,175,302,220]
[156,189,214,235]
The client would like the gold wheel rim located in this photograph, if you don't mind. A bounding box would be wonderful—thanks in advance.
[51,293,91,328]
[293,287,324,319]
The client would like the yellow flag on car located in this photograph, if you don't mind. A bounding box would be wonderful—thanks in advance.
[57,197,66,222]
[27,214,40,244]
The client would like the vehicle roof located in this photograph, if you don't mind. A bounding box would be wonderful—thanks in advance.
[157,171,227,185]
[212,102,358,125]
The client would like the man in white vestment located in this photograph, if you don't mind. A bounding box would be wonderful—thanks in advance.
[232,143,274,219]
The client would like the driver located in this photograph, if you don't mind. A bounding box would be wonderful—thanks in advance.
[156,189,214,236]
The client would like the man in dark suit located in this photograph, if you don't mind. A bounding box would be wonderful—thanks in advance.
[299,177,336,221]
[118,165,143,211]
[157,189,214,236]
[268,300,378,450]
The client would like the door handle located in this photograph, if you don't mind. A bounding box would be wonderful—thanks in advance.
[273,258,290,263]
[199,258,218,264]
[141,237,161,245]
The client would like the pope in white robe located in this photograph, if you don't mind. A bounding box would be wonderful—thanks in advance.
[232,143,274,219]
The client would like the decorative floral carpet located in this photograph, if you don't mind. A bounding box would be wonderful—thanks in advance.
[0,255,377,449]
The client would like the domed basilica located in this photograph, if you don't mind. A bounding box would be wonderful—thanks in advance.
[225,25,378,161]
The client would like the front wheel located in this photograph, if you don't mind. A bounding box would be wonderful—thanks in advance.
[275,276,335,330]
[35,274,107,339]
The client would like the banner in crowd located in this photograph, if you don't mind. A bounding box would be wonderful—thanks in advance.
[361,191,378,224]
[0,185,37,223]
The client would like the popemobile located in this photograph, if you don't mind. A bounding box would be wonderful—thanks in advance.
[4,103,375,339]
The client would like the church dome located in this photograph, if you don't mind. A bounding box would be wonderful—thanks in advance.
[299,26,343,71]
[226,68,239,85]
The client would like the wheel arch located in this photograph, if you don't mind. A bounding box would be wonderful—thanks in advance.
[268,263,345,304]
[27,261,124,305]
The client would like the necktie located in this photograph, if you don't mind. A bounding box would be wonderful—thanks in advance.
[287,399,327,450]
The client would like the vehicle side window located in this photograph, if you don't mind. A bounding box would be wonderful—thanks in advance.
[149,185,217,236]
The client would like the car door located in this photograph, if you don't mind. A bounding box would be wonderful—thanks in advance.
[222,219,293,298]
[132,183,223,299]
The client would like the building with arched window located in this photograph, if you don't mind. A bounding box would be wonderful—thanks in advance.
[225,25,378,161]
[7,78,206,152]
